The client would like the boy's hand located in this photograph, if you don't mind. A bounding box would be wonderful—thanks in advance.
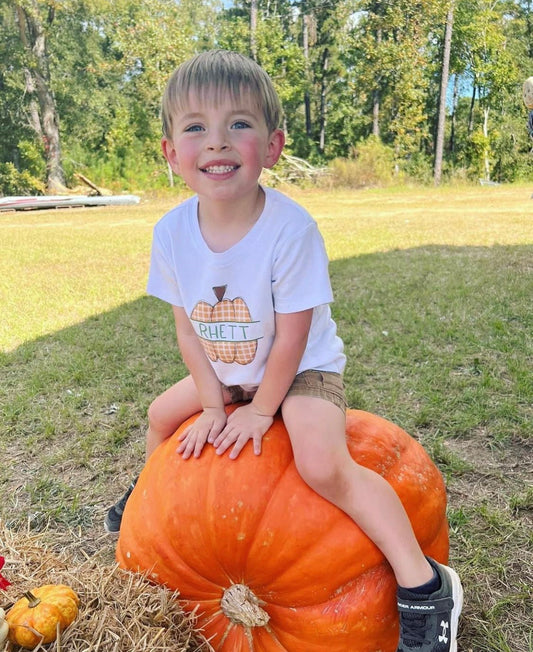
[177,407,227,459]
[212,403,273,459]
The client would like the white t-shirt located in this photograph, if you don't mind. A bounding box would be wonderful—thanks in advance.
[147,186,346,389]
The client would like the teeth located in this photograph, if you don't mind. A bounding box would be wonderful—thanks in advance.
[203,165,236,174]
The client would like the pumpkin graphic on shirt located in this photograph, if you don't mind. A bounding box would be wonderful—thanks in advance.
[190,286,259,365]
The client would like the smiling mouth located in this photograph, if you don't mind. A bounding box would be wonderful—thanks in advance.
[201,165,239,174]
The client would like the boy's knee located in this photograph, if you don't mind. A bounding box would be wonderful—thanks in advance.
[294,452,349,500]
[147,395,166,431]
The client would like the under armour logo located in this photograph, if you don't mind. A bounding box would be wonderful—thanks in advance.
[439,620,449,643]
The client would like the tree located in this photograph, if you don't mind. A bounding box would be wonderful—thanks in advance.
[2,0,532,189]
[12,0,66,191]
[250,0,258,59]
[216,1,308,151]
[297,0,356,157]
[434,0,454,184]
[464,1,520,179]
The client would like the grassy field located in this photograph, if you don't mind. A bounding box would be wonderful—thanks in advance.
[1,185,532,651]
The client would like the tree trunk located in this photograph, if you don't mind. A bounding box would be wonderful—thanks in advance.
[372,90,380,137]
[302,9,312,139]
[468,84,476,135]
[250,0,258,61]
[372,25,382,137]
[23,68,43,138]
[434,1,454,186]
[483,106,490,180]
[16,1,66,193]
[318,47,329,154]
[526,0,533,59]
[449,73,459,153]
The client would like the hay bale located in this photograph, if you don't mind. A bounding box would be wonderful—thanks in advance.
[0,523,211,652]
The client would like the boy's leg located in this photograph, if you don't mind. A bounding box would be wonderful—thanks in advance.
[281,394,432,588]
[146,374,206,458]
[105,374,225,535]
[281,394,462,651]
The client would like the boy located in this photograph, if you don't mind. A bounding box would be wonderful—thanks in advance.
[105,49,462,651]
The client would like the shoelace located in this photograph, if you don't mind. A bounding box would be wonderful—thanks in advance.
[400,612,431,647]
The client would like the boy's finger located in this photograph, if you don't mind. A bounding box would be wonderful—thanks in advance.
[194,439,205,458]
[229,434,250,459]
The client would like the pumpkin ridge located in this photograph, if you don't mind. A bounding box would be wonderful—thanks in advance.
[203,444,244,588]
[238,454,295,571]
[272,574,397,652]
[158,476,233,591]
[121,447,230,593]
[251,621,289,652]
[241,458,374,603]
[262,623,289,652]
[190,409,295,584]
[245,503,346,594]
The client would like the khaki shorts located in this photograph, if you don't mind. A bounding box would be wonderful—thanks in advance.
[223,369,347,414]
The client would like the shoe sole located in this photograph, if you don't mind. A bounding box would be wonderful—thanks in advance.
[103,521,121,537]
[442,563,463,652]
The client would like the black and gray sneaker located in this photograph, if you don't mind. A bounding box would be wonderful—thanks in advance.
[397,557,463,652]
[104,477,138,535]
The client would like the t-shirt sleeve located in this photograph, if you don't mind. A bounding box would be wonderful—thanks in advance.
[146,227,183,307]
[272,222,333,313]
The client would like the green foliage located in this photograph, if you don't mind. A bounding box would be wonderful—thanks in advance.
[0,162,45,195]
[466,129,492,178]
[326,137,395,188]
[0,0,532,189]
[16,139,46,177]
[63,140,170,191]
[401,151,434,184]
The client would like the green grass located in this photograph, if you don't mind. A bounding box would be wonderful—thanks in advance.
[1,184,532,651]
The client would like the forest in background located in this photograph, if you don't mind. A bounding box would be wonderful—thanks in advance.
[1,0,532,195]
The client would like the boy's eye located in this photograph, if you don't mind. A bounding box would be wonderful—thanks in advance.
[185,124,204,132]
[231,120,251,129]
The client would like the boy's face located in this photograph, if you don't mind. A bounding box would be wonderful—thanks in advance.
[161,90,284,206]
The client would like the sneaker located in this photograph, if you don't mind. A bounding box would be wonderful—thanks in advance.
[104,477,138,535]
[396,557,463,651]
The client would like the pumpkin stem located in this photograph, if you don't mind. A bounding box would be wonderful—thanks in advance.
[23,591,41,609]
[213,285,227,302]
[220,584,270,628]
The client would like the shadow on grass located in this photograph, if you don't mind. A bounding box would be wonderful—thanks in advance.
[1,243,531,651]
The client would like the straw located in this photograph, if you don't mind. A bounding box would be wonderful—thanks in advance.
[0,522,212,652]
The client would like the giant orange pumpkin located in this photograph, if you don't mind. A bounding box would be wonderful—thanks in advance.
[117,408,449,652]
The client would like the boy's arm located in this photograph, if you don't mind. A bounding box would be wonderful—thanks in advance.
[172,306,227,458]
[212,308,313,458]
[252,309,313,415]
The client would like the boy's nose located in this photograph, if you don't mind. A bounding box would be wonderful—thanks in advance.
[206,127,230,151]
[207,141,229,151]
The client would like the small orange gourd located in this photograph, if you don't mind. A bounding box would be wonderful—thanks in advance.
[117,408,449,652]
[6,584,79,649]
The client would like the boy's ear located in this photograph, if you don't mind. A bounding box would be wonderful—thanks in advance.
[264,129,285,169]
[161,137,180,175]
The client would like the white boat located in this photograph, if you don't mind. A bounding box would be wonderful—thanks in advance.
[0,194,140,212]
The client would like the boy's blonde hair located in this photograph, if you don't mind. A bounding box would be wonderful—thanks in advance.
[162,50,282,139]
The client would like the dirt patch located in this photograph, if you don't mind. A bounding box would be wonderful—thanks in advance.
[444,433,532,510]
